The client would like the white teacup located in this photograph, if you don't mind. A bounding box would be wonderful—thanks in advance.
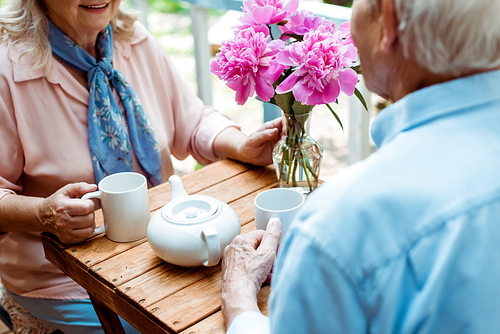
[82,172,150,243]
[254,188,305,241]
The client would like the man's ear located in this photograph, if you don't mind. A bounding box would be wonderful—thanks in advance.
[381,0,398,53]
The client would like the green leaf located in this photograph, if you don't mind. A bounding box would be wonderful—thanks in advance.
[326,104,344,131]
[291,100,314,115]
[352,64,362,75]
[273,69,292,88]
[354,87,369,112]
[273,92,295,113]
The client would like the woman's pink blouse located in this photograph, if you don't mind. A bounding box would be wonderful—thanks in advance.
[0,22,238,299]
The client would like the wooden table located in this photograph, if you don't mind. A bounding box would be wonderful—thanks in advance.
[42,160,278,334]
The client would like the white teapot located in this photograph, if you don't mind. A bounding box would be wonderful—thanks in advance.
[147,175,241,267]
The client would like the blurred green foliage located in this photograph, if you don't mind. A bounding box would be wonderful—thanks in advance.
[148,0,190,14]
[323,0,352,7]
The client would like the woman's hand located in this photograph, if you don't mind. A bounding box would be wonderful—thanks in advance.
[238,117,284,166]
[0,183,98,243]
[221,220,282,327]
[214,117,284,166]
[37,183,98,244]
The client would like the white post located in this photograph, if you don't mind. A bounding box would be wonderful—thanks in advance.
[190,5,213,105]
[131,0,149,29]
[348,76,372,164]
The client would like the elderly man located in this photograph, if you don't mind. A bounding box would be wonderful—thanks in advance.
[221,0,500,332]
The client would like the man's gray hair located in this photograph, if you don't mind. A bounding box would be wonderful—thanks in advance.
[368,0,500,76]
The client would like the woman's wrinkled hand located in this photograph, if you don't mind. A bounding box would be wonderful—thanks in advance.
[221,220,282,327]
[237,117,284,166]
[214,117,284,167]
[37,182,98,244]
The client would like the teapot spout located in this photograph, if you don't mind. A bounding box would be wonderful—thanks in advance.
[168,175,188,201]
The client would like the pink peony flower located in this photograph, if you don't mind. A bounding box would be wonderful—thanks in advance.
[279,10,333,41]
[275,24,358,105]
[239,0,299,27]
[338,21,355,46]
[210,25,287,105]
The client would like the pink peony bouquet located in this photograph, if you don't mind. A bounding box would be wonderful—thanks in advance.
[210,0,365,116]
[211,0,366,192]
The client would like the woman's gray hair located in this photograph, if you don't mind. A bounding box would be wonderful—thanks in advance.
[0,0,138,71]
[367,0,500,76]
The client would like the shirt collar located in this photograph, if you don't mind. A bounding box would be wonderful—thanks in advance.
[371,69,500,148]
[113,21,149,59]
[10,46,56,83]
[11,21,149,83]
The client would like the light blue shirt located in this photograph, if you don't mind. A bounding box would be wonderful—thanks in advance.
[228,70,500,333]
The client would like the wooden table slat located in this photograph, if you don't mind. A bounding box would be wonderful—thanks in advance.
[178,159,254,195]
[148,160,253,211]
[108,222,256,317]
[116,264,220,309]
[198,166,276,204]
[178,285,270,334]
[89,241,165,287]
[241,221,257,234]
[257,285,271,316]
[143,270,270,333]
[179,311,226,334]
[61,236,148,268]
[147,271,222,333]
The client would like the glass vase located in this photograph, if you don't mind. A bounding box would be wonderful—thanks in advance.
[272,110,323,195]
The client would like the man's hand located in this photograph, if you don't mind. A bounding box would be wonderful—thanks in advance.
[221,220,282,327]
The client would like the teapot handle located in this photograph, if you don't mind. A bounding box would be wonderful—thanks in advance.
[201,227,220,267]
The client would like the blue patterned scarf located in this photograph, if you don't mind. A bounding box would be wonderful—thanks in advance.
[48,21,162,186]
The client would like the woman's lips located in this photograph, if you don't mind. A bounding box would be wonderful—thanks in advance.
[79,3,109,13]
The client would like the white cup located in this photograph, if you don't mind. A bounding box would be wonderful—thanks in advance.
[82,172,150,243]
[254,188,305,241]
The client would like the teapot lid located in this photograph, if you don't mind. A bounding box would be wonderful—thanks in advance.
[162,195,219,223]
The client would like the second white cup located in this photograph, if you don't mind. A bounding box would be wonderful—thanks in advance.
[82,172,150,243]
[254,188,305,241]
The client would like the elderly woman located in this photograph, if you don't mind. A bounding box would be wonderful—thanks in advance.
[222,0,500,333]
[0,0,282,332]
